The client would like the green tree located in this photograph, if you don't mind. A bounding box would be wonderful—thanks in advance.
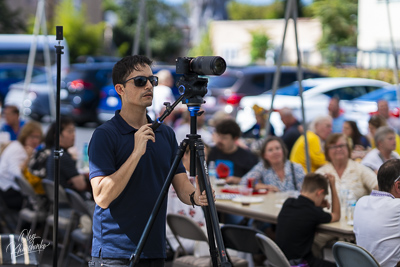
[227,0,307,20]
[0,0,26,33]
[311,0,358,50]
[250,30,270,63]
[188,26,214,57]
[112,0,185,63]
[51,0,104,62]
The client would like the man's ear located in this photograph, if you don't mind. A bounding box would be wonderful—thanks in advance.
[316,188,325,197]
[115,84,124,97]
[394,182,400,198]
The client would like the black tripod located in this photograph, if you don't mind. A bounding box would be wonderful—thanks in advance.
[130,67,231,267]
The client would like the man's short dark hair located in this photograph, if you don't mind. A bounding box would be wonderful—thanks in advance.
[112,55,153,86]
[377,159,400,193]
[301,173,328,194]
[215,119,241,139]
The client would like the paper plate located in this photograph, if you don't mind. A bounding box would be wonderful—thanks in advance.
[232,196,264,204]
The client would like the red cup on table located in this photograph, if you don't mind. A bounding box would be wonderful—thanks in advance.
[247,178,255,189]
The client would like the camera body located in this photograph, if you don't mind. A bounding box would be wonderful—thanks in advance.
[176,56,226,103]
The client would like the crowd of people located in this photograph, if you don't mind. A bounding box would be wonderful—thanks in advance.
[0,55,399,267]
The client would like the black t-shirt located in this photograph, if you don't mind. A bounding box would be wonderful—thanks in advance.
[275,195,332,260]
[207,146,258,178]
[46,146,80,189]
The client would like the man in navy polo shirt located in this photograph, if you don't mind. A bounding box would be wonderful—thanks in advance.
[88,55,209,267]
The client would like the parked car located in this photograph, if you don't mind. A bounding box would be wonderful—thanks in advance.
[342,85,400,134]
[59,62,116,125]
[236,77,391,136]
[0,63,44,104]
[202,65,324,118]
[4,73,55,121]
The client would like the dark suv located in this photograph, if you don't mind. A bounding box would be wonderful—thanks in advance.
[203,65,324,117]
[60,62,115,125]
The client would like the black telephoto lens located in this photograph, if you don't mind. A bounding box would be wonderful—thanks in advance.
[190,56,226,76]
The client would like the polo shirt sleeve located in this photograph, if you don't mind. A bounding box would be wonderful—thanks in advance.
[88,128,116,179]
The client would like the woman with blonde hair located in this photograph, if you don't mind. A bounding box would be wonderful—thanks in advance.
[0,121,43,210]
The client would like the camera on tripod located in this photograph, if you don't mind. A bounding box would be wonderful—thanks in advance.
[176,56,226,101]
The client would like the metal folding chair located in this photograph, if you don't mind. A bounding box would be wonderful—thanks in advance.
[255,233,291,267]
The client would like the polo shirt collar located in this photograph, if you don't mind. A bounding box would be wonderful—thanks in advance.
[370,190,395,199]
[113,110,156,135]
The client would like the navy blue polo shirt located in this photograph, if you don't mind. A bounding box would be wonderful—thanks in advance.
[88,111,185,259]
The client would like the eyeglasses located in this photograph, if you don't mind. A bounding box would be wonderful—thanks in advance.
[328,144,347,150]
[123,75,158,87]
[394,174,400,183]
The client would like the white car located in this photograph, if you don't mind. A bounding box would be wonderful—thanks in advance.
[236,77,391,136]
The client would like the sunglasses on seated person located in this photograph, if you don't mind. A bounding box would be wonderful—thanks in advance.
[123,75,158,87]
[394,174,400,184]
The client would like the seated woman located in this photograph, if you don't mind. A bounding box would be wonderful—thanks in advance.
[0,121,43,210]
[241,136,305,192]
[316,133,378,200]
[342,120,370,161]
[368,115,400,155]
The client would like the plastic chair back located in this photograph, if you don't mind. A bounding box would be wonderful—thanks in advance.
[41,179,69,205]
[333,241,380,267]
[220,224,263,254]
[255,233,291,267]
[167,213,208,243]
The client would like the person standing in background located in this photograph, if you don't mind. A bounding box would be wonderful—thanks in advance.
[1,105,25,140]
[328,97,345,133]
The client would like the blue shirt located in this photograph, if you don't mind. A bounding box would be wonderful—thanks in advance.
[88,111,185,259]
[1,120,25,140]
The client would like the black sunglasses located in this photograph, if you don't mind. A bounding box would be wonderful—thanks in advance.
[123,75,158,87]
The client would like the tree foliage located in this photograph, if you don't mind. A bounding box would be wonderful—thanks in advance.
[0,0,26,33]
[51,0,104,62]
[227,0,306,20]
[250,30,270,63]
[112,0,185,63]
[311,0,358,50]
[188,26,214,57]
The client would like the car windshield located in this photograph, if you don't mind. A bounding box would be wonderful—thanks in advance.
[264,82,317,96]
[355,88,397,101]
[207,75,238,89]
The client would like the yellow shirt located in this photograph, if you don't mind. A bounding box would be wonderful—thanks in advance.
[370,134,400,155]
[290,131,327,173]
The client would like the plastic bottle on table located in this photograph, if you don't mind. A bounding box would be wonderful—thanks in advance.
[208,161,217,186]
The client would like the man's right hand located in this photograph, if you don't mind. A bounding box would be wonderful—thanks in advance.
[133,123,155,156]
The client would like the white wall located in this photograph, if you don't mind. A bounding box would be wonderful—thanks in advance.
[210,18,322,66]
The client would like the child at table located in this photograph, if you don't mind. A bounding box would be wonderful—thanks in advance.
[275,172,340,267]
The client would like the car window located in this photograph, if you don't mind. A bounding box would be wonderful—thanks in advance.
[365,86,384,93]
[280,73,297,87]
[95,69,113,84]
[323,86,367,100]
[270,83,316,96]
[207,75,238,89]
[356,88,396,101]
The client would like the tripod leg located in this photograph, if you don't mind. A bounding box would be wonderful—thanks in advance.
[129,140,189,267]
[195,141,232,267]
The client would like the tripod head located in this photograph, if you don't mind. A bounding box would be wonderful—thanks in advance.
[151,56,226,131]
